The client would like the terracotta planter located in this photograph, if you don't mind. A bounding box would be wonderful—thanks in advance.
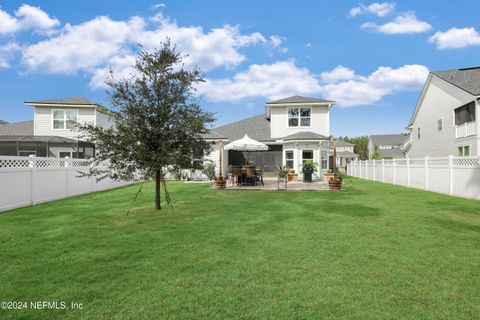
[214,178,227,189]
[288,173,298,182]
[324,173,335,181]
[328,179,342,190]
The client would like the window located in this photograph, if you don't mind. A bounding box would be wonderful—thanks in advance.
[437,119,443,132]
[53,109,78,130]
[457,146,470,157]
[59,151,72,158]
[285,150,294,169]
[302,150,313,164]
[454,101,475,125]
[417,127,421,140]
[288,107,311,127]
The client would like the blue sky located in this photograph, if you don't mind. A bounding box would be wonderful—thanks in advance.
[0,0,479,137]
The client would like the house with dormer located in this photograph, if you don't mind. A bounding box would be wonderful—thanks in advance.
[205,96,335,178]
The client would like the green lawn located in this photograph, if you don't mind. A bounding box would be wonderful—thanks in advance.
[0,178,479,319]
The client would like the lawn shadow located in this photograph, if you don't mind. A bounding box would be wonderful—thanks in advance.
[429,217,480,233]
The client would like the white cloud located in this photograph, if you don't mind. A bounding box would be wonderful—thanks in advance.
[22,16,144,74]
[0,4,59,34]
[0,42,21,68]
[429,27,480,49]
[361,13,431,34]
[349,2,396,17]
[153,3,166,9]
[320,65,357,83]
[197,60,321,102]
[320,64,429,107]
[304,42,312,48]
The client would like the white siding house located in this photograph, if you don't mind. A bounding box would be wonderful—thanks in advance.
[406,68,480,157]
[205,96,335,179]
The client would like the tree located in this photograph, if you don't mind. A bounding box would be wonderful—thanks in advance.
[340,136,369,160]
[79,40,214,210]
[370,144,383,160]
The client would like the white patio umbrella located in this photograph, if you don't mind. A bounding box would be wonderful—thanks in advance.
[223,134,269,151]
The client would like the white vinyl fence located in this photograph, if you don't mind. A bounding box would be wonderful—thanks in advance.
[0,155,135,212]
[347,156,480,200]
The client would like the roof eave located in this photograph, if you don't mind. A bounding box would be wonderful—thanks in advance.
[25,102,99,108]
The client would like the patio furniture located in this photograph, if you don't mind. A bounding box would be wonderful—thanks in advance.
[255,166,264,186]
[244,166,257,186]
[231,165,243,185]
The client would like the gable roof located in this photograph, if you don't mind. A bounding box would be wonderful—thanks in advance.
[0,120,34,136]
[207,115,273,142]
[378,148,405,159]
[266,95,335,105]
[370,134,408,146]
[432,67,480,96]
[25,97,97,106]
[282,131,328,141]
[335,140,354,147]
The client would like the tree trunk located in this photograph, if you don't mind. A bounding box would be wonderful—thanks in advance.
[155,169,161,210]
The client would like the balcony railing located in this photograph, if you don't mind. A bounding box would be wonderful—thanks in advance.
[455,121,477,139]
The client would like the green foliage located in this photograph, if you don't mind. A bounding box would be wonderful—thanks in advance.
[78,39,214,209]
[276,164,289,177]
[370,144,383,160]
[203,162,216,180]
[326,169,334,173]
[301,160,318,172]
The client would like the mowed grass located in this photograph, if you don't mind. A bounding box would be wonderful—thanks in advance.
[0,178,479,320]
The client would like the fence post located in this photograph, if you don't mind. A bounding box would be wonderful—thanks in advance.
[393,158,396,185]
[373,159,376,181]
[65,157,70,197]
[365,160,368,180]
[382,159,385,183]
[407,156,410,187]
[424,156,428,191]
[29,155,36,205]
[448,155,454,195]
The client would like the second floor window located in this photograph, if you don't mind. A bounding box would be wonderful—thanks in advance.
[288,107,311,127]
[53,110,78,130]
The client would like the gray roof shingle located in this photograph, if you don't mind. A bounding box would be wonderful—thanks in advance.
[25,97,96,105]
[378,148,405,159]
[0,120,34,136]
[336,150,358,157]
[266,95,335,104]
[370,134,408,146]
[432,67,480,96]
[207,115,273,142]
[335,140,354,147]
[282,131,328,141]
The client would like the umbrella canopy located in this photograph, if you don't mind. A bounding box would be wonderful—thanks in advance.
[223,134,269,151]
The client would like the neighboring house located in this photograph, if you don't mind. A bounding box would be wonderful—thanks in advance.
[0,97,114,158]
[205,96,335,178]
[406,67,480,157]
[368,134,408,159]
[334,140,358,166]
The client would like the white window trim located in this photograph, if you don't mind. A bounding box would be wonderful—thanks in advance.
[51,109,79,130]
[284,149,295,168]
[287,107,311,128]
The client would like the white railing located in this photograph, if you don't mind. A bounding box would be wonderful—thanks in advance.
[348,156,480,200]
[455,121,476,138]
[0,155,135,212]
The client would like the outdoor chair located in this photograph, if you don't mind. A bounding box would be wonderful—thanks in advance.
[244,166,257,186]
[231,166,243,185]
[255,166,264,186]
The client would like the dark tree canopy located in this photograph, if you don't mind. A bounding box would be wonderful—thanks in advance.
[79,40,214,210]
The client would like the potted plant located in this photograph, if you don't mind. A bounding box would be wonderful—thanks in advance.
[214,175,227,189]
[328,171,343,190]
[324,169,335,181]
[301,160,318,182]
[276,164,289,178]
[203,162,216,181]
[288,169,298,182]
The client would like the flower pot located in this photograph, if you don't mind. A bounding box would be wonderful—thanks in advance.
[288,173,298,182]
[214,177,227,189]
[303,172,312,182]
[328,179,342,190]
[323,173,335,181]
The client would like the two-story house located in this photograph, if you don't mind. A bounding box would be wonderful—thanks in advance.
[368,134,408,159]
[0,97,113,158]
[334,140,358,166]
[205,96,335,178]
[406,67,480,157]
